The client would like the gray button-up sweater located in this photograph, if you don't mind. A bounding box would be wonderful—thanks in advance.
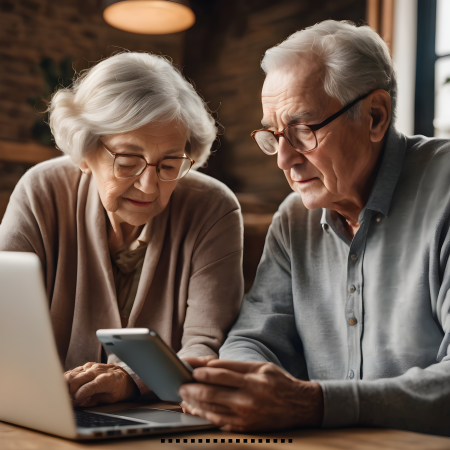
[220,126,450,436]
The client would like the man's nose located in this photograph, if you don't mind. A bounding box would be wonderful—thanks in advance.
[135,165,159,193]
[277,137,306,171]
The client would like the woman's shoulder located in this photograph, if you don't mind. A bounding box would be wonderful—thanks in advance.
[17,155,81,193]
[5,156,82,224]
[0,156,81,253]
[174,171,240,214]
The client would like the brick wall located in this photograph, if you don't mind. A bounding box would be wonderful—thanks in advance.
[0,0,184,217]
[0,0,184,142]
[185,0,367,209]
[0,0,366,289]
[0,0,366,214]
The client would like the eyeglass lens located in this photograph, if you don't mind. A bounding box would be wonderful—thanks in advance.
[114,155,192,181]
[254,125,317,155]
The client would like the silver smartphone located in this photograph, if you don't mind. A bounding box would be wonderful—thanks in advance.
[96,328,194,402]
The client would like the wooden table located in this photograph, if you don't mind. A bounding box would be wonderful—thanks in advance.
[1,402,450,450]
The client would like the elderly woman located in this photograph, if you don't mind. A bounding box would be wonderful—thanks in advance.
[0,52,243,407]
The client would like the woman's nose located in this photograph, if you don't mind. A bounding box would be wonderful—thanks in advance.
[277,137,305,171]
[134,165,159,193]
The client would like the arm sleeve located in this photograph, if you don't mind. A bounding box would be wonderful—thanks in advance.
[318,360,450,436]
[219,212,309,380]
[0,176,46,257]
[318,231,450,437]
[177,209,244,359]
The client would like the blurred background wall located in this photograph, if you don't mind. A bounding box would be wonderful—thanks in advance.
[1,0,439,290]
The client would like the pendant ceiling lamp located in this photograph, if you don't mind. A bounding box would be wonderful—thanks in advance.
[104,0,195,35]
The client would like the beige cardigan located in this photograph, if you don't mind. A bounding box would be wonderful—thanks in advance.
[0,156,244,374]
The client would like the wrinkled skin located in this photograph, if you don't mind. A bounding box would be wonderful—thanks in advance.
[66,121,188,407]
[65,363,138,408]
[262,57,390,237]
[80,121,188,230]
[179,358,323,432]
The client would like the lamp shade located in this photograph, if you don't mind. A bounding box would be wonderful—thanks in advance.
[103,0,195,35]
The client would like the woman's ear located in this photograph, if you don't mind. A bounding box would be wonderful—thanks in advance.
[367,89,391,143]
[79,160,92,175]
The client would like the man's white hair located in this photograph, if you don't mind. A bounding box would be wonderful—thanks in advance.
[261,20,397,122]
[49,52,217,169]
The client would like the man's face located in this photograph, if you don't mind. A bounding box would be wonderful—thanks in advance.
[261,59,374,211]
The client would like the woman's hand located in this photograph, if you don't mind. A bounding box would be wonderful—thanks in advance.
[64,362,139,408]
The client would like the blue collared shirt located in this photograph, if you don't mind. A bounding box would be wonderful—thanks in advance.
[220,126,450,436]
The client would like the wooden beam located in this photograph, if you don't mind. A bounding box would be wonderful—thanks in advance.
[0,140,62,164]
[381,0,395,53]
[367,0,381,31]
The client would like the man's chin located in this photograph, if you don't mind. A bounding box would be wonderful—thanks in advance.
[294,189,324,210]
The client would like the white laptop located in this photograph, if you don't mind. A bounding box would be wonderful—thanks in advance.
[0,251,216,440]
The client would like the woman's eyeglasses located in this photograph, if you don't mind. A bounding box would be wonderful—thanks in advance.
[250,92,371,155]
[101,142,194,181]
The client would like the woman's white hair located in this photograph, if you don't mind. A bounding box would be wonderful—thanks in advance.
[49,52,217,169]
[261,20,397,122]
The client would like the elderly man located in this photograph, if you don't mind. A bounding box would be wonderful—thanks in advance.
[179,20,450,436]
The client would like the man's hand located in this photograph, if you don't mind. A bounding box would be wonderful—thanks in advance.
[64,362,139,408]
[179,359,323,432]
[182,355,216,369]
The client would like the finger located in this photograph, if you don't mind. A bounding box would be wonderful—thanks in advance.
[68,370,98,395]
[206,359,265,374]
[64,361,102,386]
[75,396,94,408]
[64,366,86,383]
[179,383,240,409]
[76,392,116,408]
[182,401,243,429]
[192,367,246,388]
[181,400,193,415]
[73,376,106,404]
[182,356,217,368]
[180,398,231,416]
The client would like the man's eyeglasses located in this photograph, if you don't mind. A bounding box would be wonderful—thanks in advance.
[101,142,194,181]
[250,92,371,155]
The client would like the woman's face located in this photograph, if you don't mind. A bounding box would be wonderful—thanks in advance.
[80,121,188,227]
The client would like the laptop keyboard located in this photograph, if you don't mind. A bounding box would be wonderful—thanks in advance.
[74,409,144,428]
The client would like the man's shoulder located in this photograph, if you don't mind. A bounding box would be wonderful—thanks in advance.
[404,134,450,171]
[401,134,450,194]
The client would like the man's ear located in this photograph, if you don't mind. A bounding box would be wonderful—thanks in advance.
[367,89,391,143]
[79,160,92,175]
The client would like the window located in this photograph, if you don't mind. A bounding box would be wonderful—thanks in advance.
[415,0,450,137]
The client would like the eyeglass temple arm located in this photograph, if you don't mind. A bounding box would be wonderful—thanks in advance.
[307,92,371,131]
[102,142,194,164]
